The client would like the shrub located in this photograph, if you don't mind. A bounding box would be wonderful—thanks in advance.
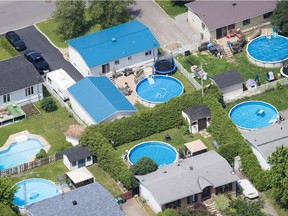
[41,97,58,112]
[36,149,48,159]
[131,157,158,175]
[214,194,230,212]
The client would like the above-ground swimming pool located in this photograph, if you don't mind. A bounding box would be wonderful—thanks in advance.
[136,75,184,107]
[0,138,45,170]
[13,178,59,207]
[229,101,279,130]
[247,35,288,68]
[128,141,178,167]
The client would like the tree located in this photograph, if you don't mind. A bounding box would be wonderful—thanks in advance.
[0,177,17,206]
[53,0,86,39]
[268,145,288,207]
[41,97,58,112]
[271,1,288,35]
[36,149,48,159]
[131,157,158,175]
[227,197,264,216]
[88,0,133,29]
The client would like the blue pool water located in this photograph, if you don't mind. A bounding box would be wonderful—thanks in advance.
[136,76,183,104]
[128,141,178,166]
[247,36,288,63]
[229,101,279,130]
[13,178,59,207]
[0,138,44,170]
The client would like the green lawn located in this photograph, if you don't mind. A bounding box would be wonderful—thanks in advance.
[87,164,122,196]
[155,0,187,18]
[263,190,288,216]
[0,45,12,60]
[0,100,77,154]
[177,52,279,86]
[116,128,216,158]
[0,37,19,61]
[172,70,195,93]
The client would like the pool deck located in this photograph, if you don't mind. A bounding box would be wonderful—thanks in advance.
[0,131,51,161]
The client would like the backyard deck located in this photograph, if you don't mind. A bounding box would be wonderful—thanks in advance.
[0,104,26,127]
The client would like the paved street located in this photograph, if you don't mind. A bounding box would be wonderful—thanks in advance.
[0,1,55,34]
[16,26,83,81]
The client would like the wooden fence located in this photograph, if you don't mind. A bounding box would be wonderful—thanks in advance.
[0,152,63,177]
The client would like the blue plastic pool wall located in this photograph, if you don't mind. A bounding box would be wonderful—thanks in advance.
[246,35,288,68]
[136,76,184,108]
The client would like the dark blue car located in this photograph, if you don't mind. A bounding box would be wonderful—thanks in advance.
[24,50,50,75]
[5,31,27,51]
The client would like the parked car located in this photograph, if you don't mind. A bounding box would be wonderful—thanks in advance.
[5,31,27,51]
[237,179,259,199]
[24,50,50,75]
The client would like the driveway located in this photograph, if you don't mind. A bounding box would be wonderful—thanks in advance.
[15,26,83,82]
[122,198,146,216]
[128,0,201,47]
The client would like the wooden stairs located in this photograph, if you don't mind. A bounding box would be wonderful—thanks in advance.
[224,47,234,62]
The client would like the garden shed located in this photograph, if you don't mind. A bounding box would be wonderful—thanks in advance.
[182,105,211,134]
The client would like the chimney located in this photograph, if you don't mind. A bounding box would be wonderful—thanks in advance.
[189,166,193,170]
[232,2,236,6]
[72,200,77,205]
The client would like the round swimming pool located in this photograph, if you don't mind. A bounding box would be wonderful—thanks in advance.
[136,75,184,107]
[128,141,178,167]
[13,178,59,207]
[229,101,279,130]
[247,35,288,68]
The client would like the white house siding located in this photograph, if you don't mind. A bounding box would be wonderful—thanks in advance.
[63,155,72,170]
[139,185,162,213]
[69,46,91,77]
[69,95,96,126]
[222,84,243,102]
[103,111,136,123]
[85,157,93,167]
[187,11,212,42]
[0,84,43,107]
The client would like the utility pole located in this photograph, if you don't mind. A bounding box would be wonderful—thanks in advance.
[201,62,204,97]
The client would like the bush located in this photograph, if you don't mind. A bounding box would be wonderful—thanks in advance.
[41,97,58,112]
[0,38,19,56]
[214,194,230,212]
[36,149,48,159]
[131,157,158,175]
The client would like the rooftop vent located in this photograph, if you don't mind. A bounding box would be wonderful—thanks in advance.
[72,200,77,205]
[177,164,180,167]
[232,2,236,6]
[163,171,167,173]
[189,166,193,170]
[112,37,117,42]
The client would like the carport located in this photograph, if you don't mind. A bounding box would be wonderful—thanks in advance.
[184,139,207,157]
[66,167,94,188]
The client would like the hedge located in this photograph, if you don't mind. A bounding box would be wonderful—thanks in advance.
[0,38,19,57]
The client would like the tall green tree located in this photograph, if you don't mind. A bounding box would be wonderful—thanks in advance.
[0,177,17,206]
[268,145,288,207]
[53,0,86,39]
[88,0,133,29]
[227,197,264,216]
[271,1,288,35]
[131,157,158,175]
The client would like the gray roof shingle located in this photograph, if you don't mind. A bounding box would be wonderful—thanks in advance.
[186,0,276,31]
[26,182,124,216]
[63,146,92,163]
[135,151,239,205]
[0,56,43,95]
[183,105,211,122]
[211,70,244,90]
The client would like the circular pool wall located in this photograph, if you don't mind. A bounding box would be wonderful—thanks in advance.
[136,75,184,108]
[128,141,178,167]
[229,101,279,130]
[247,35,288,68]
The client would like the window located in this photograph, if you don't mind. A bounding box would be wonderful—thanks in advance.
[115,60,119,65]
[192,121,197,126]
[187,194,198,204]
[145,50,152,56]
[87,156,91,162]
[3,94,10,103]
[164,200,181,209]
[128,56,132,60]
[25,87,34,96]
[216,183,233,194]
[47,77,52,84]
[263,12,273,19]
[243,19,250,26]
[202,22,205,30]
[72,161,77,167]
[228,24,235,30]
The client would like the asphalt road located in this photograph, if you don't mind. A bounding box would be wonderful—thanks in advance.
[16,26,83,81]
[0,1,55,35]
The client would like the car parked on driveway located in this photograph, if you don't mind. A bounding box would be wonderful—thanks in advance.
[24,50,50,75]
[237,179,259,199]
[5,31,27,51]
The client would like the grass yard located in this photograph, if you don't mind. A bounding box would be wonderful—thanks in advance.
[177,52,279,86]
[172,70,195,93]
[115,128,216,158]
[155,0,187,18]
[263,190,288,216]
[87,164,122,197]
[0,99,77,154]
[0,45,12,60]
[0,37,19,61]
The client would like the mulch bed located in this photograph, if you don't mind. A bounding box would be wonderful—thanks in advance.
[21,103,41,118]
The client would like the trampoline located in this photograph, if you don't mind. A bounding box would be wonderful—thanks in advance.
[280,65,288,78]
[153,57,177,75]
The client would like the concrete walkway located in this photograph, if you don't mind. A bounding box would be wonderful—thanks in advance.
[122,198,147,216]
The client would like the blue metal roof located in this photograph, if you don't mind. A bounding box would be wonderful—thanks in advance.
[67,20,160,68]
[68,77,137,124]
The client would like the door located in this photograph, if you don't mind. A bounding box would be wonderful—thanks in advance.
[201,187,211,200]
[102,63,110,74]
[198,118,207,131]
[216,27,227,39]
[78,158,86,168]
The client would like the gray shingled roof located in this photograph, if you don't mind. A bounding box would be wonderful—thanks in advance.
[183,105,211,122]
[135,151,239,205]
[0,56,43,95]
[211,70,244,90]
[26,182,124,216]
[242,120,288,160]
[63,146,92,163]
[186,0,276,31]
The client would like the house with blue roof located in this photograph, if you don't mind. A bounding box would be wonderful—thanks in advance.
[67,20,160,77]
[67,76,137,125]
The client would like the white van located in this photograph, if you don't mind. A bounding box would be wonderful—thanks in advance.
[46,69,76,101]
[237,179,259,199]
